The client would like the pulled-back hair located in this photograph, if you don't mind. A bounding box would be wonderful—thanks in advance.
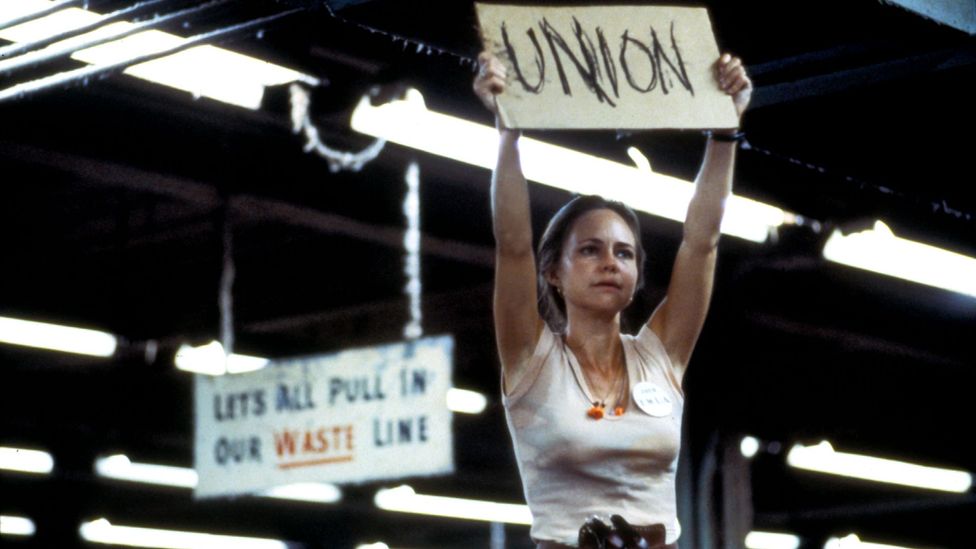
[536,195,646,333]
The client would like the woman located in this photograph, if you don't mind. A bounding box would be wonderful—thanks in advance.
[473,50,752,549]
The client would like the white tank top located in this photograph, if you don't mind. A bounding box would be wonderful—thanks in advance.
[503,325,684,545]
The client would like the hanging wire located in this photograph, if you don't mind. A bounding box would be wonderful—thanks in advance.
[322,3,480,72]
[0,6,306,103]
[0,0,177,61]
[0,0,235,77]
[288,83,386,172]
[219,202,235,372]
[741,140,974,225]
[0,0,85,32]
[403,161,422,340]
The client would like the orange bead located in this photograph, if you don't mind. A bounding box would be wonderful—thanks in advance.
[587,405,605,420]
[614,406,624,416]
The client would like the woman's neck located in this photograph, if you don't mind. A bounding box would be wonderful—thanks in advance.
[563,312,622,373]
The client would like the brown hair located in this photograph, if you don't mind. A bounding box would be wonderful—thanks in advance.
[537,195,646,333]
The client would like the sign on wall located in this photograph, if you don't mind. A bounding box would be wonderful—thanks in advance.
[194,336,454,498]
[475,3,739,129]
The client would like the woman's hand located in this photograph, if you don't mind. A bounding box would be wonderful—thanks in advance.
[473,51,507,117]
[714,53,752,121]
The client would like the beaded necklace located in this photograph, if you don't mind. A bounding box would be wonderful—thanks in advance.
[564,337,629,420]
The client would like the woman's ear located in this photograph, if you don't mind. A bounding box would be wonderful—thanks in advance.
[544,269,560,289]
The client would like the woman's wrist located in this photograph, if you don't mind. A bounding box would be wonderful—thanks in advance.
[704,129,745,143]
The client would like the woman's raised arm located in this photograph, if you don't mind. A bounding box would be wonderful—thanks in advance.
[474,52,545,377]
[648,53,753,385]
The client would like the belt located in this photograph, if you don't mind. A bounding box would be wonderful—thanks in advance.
[537,523,677,549]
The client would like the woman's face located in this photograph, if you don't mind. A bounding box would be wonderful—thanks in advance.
[548,208,639,317]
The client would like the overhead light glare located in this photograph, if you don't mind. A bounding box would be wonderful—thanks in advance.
[0,446,54,474]
[787,441,972,493]
[823,221,976,297]
[0,315,116,357]
[740,436,760,459]
[446,388,487,414]
[79,518,288,549]
[351,89,786,243]
[175,341,268,375]
[262,482,342,504]
[0,1,314,109]
[95,454,342,503]
[824,533,923,549]
[374,484,532,525]
[95,454,197,488]
[745,531,800,549]
[0,515,36,537]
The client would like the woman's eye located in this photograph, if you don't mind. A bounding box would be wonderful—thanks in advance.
[616,249,635,259]
[580,245,597,255]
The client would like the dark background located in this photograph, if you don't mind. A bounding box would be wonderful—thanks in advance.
[1,1,974,547]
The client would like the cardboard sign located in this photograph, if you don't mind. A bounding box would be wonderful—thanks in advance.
[193,336,454,498]
[475,4,739,129]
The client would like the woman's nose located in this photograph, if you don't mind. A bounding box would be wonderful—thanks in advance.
[600,250,618,271]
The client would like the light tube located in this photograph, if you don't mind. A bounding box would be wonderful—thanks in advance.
[0,1,312,110]
[374,484,533,525]
[787,441,972,493]
[95,454,197,488]
[745,531,800,549]
[95,454,342,503]
[262,482,342,504]
[0,446,54,474]
[0,515,36,537]
[350,89,786,243]
[446,388,487,414]
[174,341,269,375]
[0,315,116,357]
[823,221,976,297]
[79,518,288,549]
[824,534,922,549]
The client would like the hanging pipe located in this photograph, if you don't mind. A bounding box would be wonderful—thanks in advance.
[0,0,234,77]
[0,0,85,32]
[0,7,303,103]
[0,0,179,61]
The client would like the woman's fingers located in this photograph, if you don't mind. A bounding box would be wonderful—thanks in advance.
[714,53,752,118]
[474,51,508,113]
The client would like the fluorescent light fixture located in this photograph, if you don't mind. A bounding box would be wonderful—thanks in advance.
[79,518,288,549]
[787,441,972,493]
[446,388,487,414]
[0,515,36,537]
[824,533,921,549]
[0,1,313,109]
[0,446,54,474]
[262,482,342,504]
[95,454,197,489]
[351,89,787,243]
[0,315,117,357]
[175,341,269,375]
[823,221,976,297]
[355,543,390,549]
[740,436,760,459]
[95,454,342,503]
[745,531,800,549]
[375,484,533,525]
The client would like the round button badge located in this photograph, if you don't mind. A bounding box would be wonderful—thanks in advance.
[632,381,673,417]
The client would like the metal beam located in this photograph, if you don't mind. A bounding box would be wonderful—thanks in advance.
[0,6,303,103]
[0,143,494,267]
[0,0,234,77]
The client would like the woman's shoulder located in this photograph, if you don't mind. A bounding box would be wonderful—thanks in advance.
[502,323,563,402]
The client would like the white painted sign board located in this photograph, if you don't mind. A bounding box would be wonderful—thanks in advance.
[476,3,739,129]
[194,336,454,498]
